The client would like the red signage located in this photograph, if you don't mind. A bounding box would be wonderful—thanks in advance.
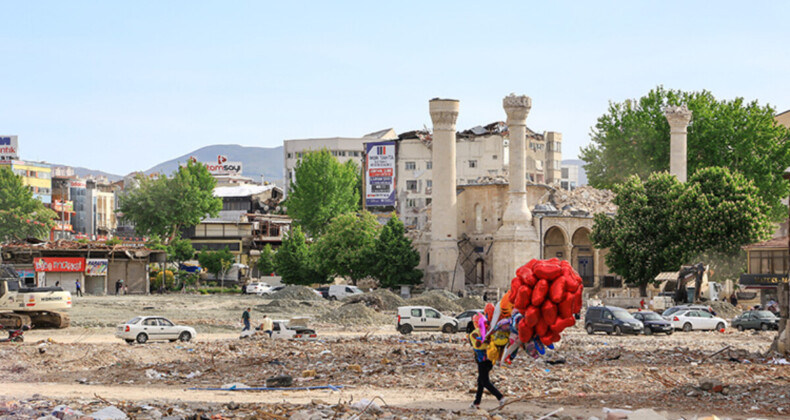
[34,257,85,272]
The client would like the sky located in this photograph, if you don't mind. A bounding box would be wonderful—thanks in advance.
[1,1,788,175]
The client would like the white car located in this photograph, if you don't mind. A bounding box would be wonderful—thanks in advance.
[668,309,728,332]
[316,285,363,300]
[397,305,458,334]
[115,316,197,344]
[455,309,484,333]
[248,320,317,340]
[246,282,273,295]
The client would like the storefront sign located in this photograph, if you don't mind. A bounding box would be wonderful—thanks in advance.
[85,259,108,276]
[739,273,789,288]
[17,269,35,278]
[34,257,85,272]
[52,200,74,213]
[0,135,18,162]
[70,181,86,189]
[365,141,396,207]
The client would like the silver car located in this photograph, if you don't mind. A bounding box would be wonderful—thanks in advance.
[115,316,197,344]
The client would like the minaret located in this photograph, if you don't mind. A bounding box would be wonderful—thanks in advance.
[664,105,693,182]
[426,98,461,289]
[492,94,540,288]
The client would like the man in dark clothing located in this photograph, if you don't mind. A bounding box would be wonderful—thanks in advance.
[468,327,505,409]
[241,308,251,332]
[74,280,83,297]
[730,293,738,307]
[115,279,122,295]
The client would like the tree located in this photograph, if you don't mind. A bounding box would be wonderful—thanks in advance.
[0,167,57,242]
[168,238,195,290]
[274,226,329,285]
[372,214,423,288]
[285,149,361,236]
[256,244,276,276]
[591,169,773,296]
[197,247,235,288]
[581,86,790,221]
[313,211,379,285]
[119,160,222,244]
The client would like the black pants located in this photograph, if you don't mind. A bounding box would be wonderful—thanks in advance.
[474,359,502,405]
[75,288,82,297]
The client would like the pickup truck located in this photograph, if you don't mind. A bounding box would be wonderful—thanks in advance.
[252,319,317,340]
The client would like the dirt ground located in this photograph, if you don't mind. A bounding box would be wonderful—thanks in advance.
[1,294,789,419]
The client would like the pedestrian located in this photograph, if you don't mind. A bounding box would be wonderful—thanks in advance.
[55,280,60,288]
[468,323,505,409]
[639,299,646,310]
[123,285,128,295]
[75,279,83,297]
[261,314,274,338]
[729,293,738,307]
[115,279,122,295]
[241,307,251,332]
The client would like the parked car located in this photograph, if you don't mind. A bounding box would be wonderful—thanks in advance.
[316,285,364,300]
[668,309,728,331]
[631,310,673,335]
[254,320,317,340]
[584,306,643,335]
[397,306,458,334]
[731,310,779,331]
[455,309,484,333]
[115,316,196,344]
[662,305,715,320]
[246,282,272,295]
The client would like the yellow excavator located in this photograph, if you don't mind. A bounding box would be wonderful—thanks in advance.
[0,265,71,328]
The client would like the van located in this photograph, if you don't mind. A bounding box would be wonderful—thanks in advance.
[316,284,363,300]
[397,306,458,334]
[584,306,643,335]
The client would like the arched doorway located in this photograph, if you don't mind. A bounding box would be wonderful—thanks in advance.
[572,228,594,287]
[543,226,569,261]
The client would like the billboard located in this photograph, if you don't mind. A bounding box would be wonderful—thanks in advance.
[85,259,108,276]
[365,141,396,207]
[0,135,19,163]
[34,257,86,272]
[189,155,243,175]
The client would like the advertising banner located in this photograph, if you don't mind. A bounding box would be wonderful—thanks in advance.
[85,259,108,276]
[189,155,243,175]
[365,141,396,207]
[0,135,19,163]
[34,257,85,272]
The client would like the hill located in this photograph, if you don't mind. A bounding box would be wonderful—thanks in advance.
[144,144,284,185]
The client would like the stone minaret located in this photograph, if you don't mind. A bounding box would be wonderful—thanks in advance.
[492,94,540,288]
[664,105,693,182]
[426,98,461,289]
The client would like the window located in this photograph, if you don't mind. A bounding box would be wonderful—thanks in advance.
[405,161,416,170]
[407,199,417,208]
[159,319,174,326]
[492,155,497,160]
[469,160,477,168]
[425,198,432,206]
[425,309,440,319]
[749,250,788,274]
[426,161,432,169]
[287,153,292,159]
[426,180,432,188]
[406,180,418,192]
[411,309,422,317]
[561,168,569,178]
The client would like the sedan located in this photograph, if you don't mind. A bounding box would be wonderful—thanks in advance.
[669,310,728,332]
[116,316,196,344]
[731,310,779,331]
[632,311,673,335]
[455,309,483,333]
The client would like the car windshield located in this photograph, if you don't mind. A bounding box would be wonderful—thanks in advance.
[641,312,662,321]
[662,307,681,317]
[612,309,635,321]
[126,317,141,324]
[755,311,776,318]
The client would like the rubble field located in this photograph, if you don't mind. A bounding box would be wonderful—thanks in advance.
[1,295,789,419]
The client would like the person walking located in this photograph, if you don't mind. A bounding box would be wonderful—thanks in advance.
[115,279,122,295]
[74,279,83,297]
[241,307,251,332]
[468,321,505,409]
[261,315,274,338]
[729,293,738,307]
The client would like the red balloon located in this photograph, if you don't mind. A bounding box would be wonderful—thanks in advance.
[510,277,524,296]
[540,334,554,346]
[549,276,566,303]
[516,266,532,281]
[485,303,495,321]
[535,318,549,337]
[525,259,538,271]
[541,300,558,326]
[533,263,562,281]
[558,298,573,319]
[517,318,534,343]
[525,306,540,327]
[531,279,549,306]
[564,276,580,294]
[514,286,532,310]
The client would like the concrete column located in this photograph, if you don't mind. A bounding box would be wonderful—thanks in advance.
[563,244,573,262]
[492,94,541,289]
[664,105,693,183]
[426,99,462,290]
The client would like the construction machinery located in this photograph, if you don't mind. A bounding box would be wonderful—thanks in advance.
[0,265,71,328]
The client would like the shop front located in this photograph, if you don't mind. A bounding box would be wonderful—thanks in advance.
[33,257,85,292]
[85,258,108,294]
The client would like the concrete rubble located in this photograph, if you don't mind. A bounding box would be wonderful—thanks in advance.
[549,186,617,216]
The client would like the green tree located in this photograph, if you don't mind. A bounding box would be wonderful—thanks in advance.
[581,86,790,221]
[197,247,235,288]
[119,160,222,244]
[168,238,195,290]
[285,149,361,236]
[372,214,423,288]
[592,169,773,296]
[313,211,379,285]
[274,226,329,285]
[256,244,276,276]
[0,167,57,241]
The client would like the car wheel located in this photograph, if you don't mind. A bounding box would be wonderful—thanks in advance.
[125,339,134,344]
[737,325,744,332]
[398,324,413,335]
[682,323,692,332]
[442,323,456,334]
[715,322,725,331]
[466,322,475,334]
[329,296,337,301]
[666,330,673,335]
[643,327,652,335]
[585,324,594,335]
[614,326,623,336]
[169,339,177,342]
[760,323,769,331]
[179,331,192,342]
[136,333,148,344]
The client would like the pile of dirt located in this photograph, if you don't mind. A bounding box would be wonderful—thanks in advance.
[425,289,460,301]
[551,185,617,216]
[709,300,740,319]
[456,295,486,311]
[268,285,323,301]
[319,303,390,326]
[407,293,463,314]
[343,288,406,311]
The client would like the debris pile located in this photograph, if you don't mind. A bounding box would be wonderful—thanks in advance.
[268,285,323,301]
[456,295,486,310]
[342,288,406,311]
[407,291,463,314]
[551,185,617,216]
[709,300,739,319]
[320,303,391,326]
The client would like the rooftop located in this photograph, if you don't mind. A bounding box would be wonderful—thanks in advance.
[743,236,788,250]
